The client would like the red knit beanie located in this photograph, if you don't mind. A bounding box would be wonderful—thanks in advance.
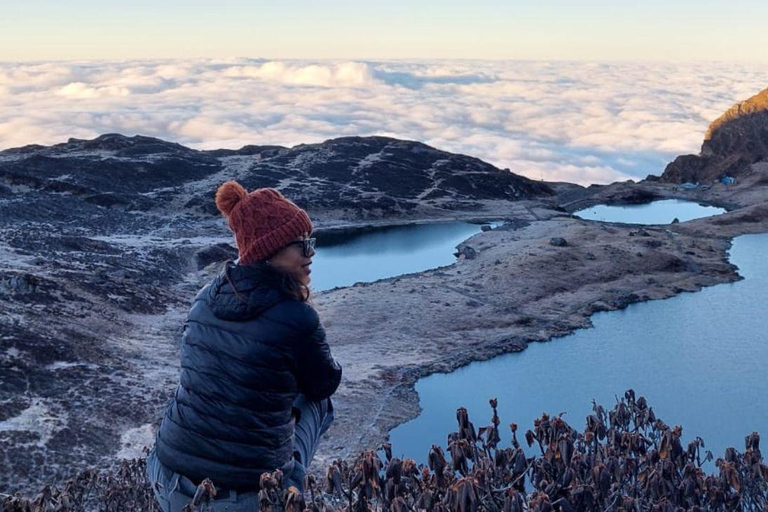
[215,181,314,265]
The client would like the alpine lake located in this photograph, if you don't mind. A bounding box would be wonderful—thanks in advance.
[314,200,765,466]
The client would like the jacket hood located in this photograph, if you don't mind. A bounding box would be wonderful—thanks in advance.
[208,262,285,321]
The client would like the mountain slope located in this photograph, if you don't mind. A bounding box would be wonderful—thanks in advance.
[662,87,768,183]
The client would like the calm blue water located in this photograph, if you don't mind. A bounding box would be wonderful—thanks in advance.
[311,222,497,291]
[389,233,768,464]
[574,199,725,224]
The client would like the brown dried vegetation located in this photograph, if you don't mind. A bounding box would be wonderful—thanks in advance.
[0,458,159,512]
[3,391,767,511]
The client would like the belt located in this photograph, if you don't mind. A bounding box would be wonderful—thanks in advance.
[178,474,259,502]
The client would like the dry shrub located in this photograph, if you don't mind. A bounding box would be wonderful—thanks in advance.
[1,458,159,512]
[3,391,766,511]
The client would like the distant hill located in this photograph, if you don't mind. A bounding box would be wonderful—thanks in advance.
[661,87,768,183]
[1,134,552,225]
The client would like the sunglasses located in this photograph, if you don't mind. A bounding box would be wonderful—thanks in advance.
[286,237,316,257]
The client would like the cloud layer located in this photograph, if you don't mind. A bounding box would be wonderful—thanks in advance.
[1,59,766,184]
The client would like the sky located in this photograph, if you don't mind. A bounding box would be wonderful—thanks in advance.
[2,3,768,185]
[4,0,768,62]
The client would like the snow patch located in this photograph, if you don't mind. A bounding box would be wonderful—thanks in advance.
[0,311,31,327]
[0,400,65,446]
[91,234,231,248]
[0,243,37,270]
[176,155,260,205]
[352,152,384,175]
[116,423,156,459]
[4,347,21,359]
[49,150,115,159]
[138,185,178,197]
[45,361,100,371]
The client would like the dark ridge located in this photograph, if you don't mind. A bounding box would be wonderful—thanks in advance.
[61,133,198,156]
[203,145,288,158]
[227,135,553,213]
[2,134,550,219]
[0,151,221,196]
[661,87,768,183]
[1,143,48,155]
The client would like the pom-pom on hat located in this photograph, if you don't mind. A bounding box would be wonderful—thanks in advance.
[215,181,313,265]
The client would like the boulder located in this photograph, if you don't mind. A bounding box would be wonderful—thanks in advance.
[2,274,39,294]
[549,237,568,247]
[195,243,238,270]
[454,245,477,259]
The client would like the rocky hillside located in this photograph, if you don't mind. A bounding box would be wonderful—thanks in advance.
[1,134,552,222]
[0,134,550,494]
[661,87,768,183]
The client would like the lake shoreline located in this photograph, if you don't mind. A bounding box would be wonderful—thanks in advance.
[388,231,768,462]
[311,215,503,239]
[310,171,768,469]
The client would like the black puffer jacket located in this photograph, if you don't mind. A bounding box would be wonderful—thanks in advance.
[155,262,342,490]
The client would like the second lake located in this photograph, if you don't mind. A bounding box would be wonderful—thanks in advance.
[389,233,768,465]
[574,199,726,224]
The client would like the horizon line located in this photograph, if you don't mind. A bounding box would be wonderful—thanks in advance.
[3,56,768,65]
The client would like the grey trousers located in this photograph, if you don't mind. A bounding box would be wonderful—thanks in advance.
[146,395,333,512]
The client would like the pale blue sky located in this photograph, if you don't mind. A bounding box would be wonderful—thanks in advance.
[3,0,768,61]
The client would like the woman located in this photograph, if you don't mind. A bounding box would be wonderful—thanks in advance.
[147,181,342,511]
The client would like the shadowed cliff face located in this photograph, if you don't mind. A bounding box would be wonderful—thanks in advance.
[661,87,768,183]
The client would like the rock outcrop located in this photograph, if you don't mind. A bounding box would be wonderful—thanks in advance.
[661,87,768,183]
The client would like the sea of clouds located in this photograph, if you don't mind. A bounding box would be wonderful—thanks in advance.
[1,59,767,184]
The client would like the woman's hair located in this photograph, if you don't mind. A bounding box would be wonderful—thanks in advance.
[257,261,311,302]
[226,260,311,303]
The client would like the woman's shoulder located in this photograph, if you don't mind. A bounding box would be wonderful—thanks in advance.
[269,298,320,334]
